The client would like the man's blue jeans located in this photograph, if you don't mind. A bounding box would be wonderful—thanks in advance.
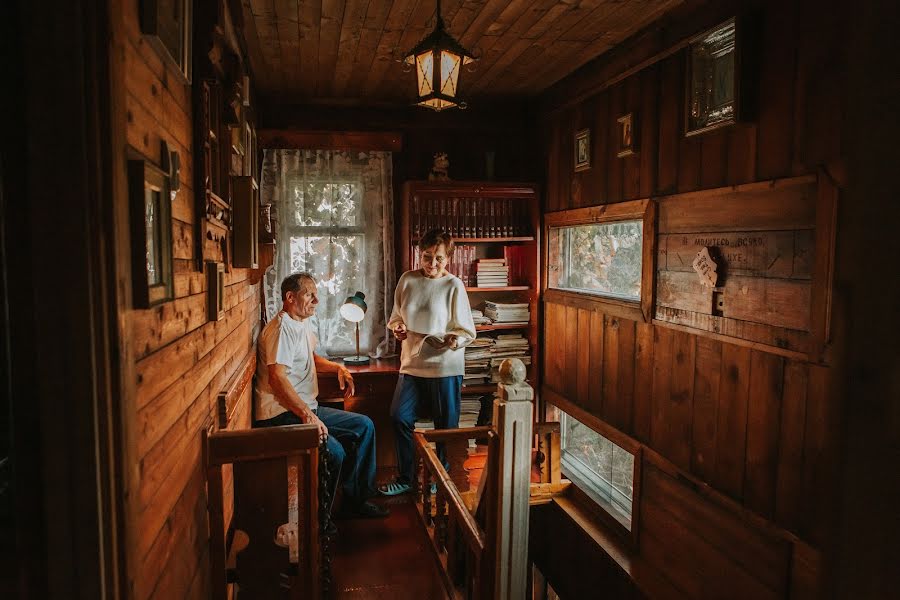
[391,374,462,485]
[254,406,377,506]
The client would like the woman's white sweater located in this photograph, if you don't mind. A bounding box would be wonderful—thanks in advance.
[388,270,476,377]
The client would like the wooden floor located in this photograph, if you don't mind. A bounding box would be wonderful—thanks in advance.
[330,496,449,599]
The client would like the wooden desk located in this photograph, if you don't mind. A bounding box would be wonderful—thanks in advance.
[317,357,400,474]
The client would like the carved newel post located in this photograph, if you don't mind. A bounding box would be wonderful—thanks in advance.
[492,358,533,600]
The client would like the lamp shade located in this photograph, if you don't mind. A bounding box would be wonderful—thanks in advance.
[340,291,367,323]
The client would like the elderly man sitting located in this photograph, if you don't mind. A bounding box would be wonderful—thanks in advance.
[253,272,388,519]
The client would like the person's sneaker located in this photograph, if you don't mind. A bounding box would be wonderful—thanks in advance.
[340,500,389,519]
[379,481,412,496]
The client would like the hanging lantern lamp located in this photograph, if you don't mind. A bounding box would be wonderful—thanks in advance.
[403,0,477,111]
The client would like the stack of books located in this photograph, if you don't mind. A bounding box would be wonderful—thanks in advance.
[459,396,481,428]
[471,309,492,326]
[489,333,531,383]
[463,336,494,388]
[475,258,509,288]
[484,301,529,324]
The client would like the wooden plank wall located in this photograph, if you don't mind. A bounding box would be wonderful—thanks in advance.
[539,0,842,598]
[111,2,262,598]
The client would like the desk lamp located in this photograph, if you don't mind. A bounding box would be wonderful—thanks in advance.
[340,291,369,365]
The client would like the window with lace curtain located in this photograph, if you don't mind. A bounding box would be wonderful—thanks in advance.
[262,149,395,359]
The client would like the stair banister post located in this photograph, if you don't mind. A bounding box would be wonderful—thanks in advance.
[491,358,533,600]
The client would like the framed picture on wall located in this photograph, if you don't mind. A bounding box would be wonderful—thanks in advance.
[616,113,638,157]
[128,158,174,308]
[574,128,591,172]
[685,17,738,136]
[206,261,225,321]
[140,0,193,82]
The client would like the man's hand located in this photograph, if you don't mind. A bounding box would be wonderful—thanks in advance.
[303,411,329,442]
[338,365,355,398]
[444,334,459,349]
[393,323,408,341]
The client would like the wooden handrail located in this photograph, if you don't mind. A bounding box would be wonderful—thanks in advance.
[421,425,492,442]
[414,431,486,555]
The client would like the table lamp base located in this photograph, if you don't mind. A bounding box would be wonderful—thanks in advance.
[343,355,370,365]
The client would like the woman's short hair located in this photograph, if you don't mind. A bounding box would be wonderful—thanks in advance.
[418,228,454,255]
[281,272,315,300]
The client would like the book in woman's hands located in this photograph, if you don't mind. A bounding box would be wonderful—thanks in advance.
[423,333,450,349]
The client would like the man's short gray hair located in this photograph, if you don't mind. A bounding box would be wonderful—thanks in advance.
[281,272,316,300]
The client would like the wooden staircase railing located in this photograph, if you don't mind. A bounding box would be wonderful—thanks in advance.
[414,359,569,600]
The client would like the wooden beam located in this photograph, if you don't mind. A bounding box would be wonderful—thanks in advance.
[258,128,403,151]
[207,424,319,465]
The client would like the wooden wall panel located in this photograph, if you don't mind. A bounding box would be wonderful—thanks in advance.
[113,1,263,598]
[538,1,843,598]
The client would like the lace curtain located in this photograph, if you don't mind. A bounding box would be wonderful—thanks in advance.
[261,149,396,358]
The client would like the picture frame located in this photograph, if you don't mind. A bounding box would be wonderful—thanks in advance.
[206,261,225,321]
[140,0,193,83]
[574,128,591,172]
[128,158,174,308]
[616,113,638,158]
[685,17,738,136]
[232,175,259,269]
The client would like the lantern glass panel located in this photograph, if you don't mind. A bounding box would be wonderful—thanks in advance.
[439,50,461,98]
[415,51,434,97]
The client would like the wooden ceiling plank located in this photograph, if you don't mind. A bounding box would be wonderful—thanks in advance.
[458,0,516,47]
[562,0,682,82]
[239,0,271,93]
[251,0,287,94]
[507,0,618,94]
[297,0,322,96]
[316,0,348,97]
[345,0,397,98]
[373,0,437,99]
[332,0,371,97]
[465,0,560,95]
[362,0,420,98]
[448,0,488,42]
[274,0,301,95]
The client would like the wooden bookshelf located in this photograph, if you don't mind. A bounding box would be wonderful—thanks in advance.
[401,180,541,396]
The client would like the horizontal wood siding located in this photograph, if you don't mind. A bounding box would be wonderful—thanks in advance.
[539,1,840,598]
[114,1,261,598]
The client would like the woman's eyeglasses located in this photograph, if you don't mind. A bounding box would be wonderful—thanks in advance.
[422,253,448,265]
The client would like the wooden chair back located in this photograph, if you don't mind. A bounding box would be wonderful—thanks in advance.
[206,424,328,599]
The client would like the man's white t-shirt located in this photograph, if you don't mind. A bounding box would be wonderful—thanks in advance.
[255,311,319,421]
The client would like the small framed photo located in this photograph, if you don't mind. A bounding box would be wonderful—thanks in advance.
[206,261,225,321]
[140,0,192,83]
[686,17,738,136]
[574,128,591,172]
[616,113,638,158]
[128,158,174,308]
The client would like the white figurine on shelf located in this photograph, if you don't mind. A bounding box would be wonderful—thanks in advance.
[428,152,450,181]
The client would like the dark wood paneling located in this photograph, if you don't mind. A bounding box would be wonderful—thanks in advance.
[713,344,751,500]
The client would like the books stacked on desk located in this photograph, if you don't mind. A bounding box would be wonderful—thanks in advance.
[475,259,509,288]
[483,301,530,324]
[463,335,494,388]
[459,396,481,428]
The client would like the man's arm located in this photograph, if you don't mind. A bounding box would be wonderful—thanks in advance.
[314,354,355,397]
[268,363,329,440]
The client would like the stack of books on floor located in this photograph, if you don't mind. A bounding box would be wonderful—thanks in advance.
[489,333,531,383]
[463,335,494,388]
[483,301,530,325]
[471,308,492,326]
[475,258,509,287]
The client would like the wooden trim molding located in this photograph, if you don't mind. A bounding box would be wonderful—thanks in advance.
[257,129,403,152]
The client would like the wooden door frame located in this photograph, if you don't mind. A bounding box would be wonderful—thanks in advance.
[2,0,130,597]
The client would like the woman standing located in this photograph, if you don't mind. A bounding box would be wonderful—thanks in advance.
[380,229,476,495]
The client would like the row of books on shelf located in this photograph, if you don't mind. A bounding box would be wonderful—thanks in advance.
[410,245,530,288]
[464,331,531,388]
[411,196,531,239]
